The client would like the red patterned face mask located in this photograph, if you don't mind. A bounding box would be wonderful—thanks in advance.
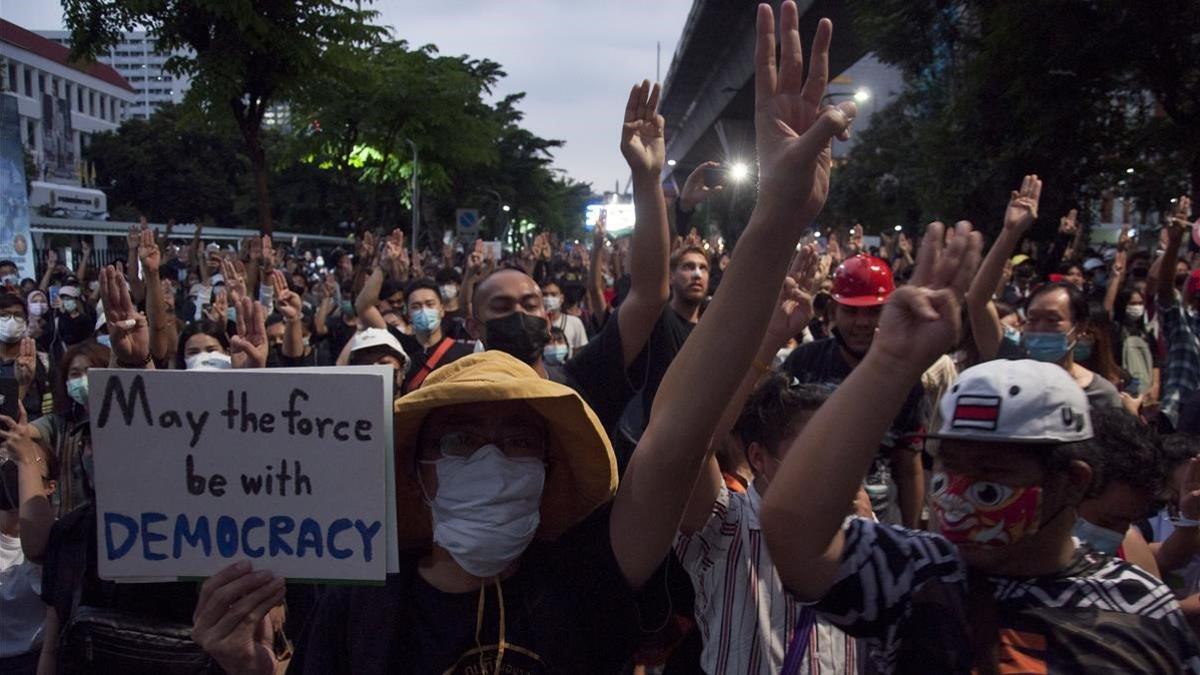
[929,471,1043,548]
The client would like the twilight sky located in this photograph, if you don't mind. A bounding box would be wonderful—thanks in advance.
[1,0,695,192]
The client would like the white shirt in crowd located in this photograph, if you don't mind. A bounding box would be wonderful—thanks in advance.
[551,312,589,354]
[0,532,44,658]
[675,483,859,675]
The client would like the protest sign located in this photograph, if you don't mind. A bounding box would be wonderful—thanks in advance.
[89,366,393,582]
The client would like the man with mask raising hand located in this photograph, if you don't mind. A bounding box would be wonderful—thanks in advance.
[762,222,1200,674]
[782,253,927,527]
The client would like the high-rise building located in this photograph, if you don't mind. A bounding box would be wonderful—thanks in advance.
[37,29,191,120]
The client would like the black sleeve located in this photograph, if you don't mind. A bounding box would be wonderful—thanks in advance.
[291,587,353,675]
[1038,233,1074,277]
[673,199,694,238]
[564,307,634,432]
[533,260,550,286]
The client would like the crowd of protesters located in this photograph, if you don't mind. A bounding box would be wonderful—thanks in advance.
[3,2,1200,674]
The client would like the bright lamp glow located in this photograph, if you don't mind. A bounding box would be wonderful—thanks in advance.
[502,205,511,212]
[1126,167,1135,174]
[894,225,902,232]
[730,162,750,181]
[667,159,677,167]
[854,89,871,103]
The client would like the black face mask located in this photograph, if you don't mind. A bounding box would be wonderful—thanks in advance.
[484,313,549,365]
[266,345,283,369]
[0,459,19,511]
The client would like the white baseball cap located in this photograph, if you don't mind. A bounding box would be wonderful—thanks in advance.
[931,359,1093,444]
[349,328,410,372]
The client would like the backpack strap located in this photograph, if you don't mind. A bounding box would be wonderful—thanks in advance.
[407,338,455,391]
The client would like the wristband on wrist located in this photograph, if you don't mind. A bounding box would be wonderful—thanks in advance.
[117,353,154,368]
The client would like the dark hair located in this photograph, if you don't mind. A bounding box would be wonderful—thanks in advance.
[1161,434,1200,469]
[435,268,462,285]
[994,301,1017,321]
[175,320,231,370]
[1057,262,1082,276]
[0,260,16,271]
[55,340,111,418]
[1030,281,1089,326]
[265,313,285,330]
[0,293,26,317]
[670,246,708,272]
[405,278,441,303]
[1084,407,1164,500]
[733,374,829,457]
[379,279,402,301]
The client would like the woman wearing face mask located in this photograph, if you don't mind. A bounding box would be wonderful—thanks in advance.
[540,280,588,356]
[47,284,93,367]
[15,341,112,566]
[176,321,234,371]
[1115,289,1161,412]
[542,326,571,384]
[25,290,50,347]
[0,296,50,420]
[1021,281,1123,410]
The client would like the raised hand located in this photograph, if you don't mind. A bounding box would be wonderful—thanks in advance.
[766,244,821,345]
[319,273,339,301]
[0,403,40,465]
[80,238,92,260]
[270,270,300,321]
[221,258,248,306]
[467,239,485,275]
[1058,208,1078,236]
[206,290,229,326]
[680,161,723,212]
[99,265,150,366]
[592,210,609,249]
[191,562,285,675]
[45,249,57,268]
[230,297,268,369]
[14,337,35,395]
[138,228,161,274]
[848,224,864,253]
[1004,174,1042,234]
[1166,196,1192,244]
[872,221,983,371]
[619,80,665,176]
[382,229,408,279]
[826,232,843,265]
[260,235,275,270]
[897,232,913,257]
[1117,222,1132,252]
[754,2,855,225]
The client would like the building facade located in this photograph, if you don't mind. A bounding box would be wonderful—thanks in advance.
[37,29,190,121]
[1,19,136,185]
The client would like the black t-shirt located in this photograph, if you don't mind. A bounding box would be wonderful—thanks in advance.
[442,307,471,341]
[392,330,475,392]
[629,304,696,424]
[41,505,199,626]
[783,337,925,516]
[563,305,634,434]
[291,503,668,674]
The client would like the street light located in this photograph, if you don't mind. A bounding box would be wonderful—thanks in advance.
[893,224,902,232]
[502,204,511,213]
[1125,167,1135,174]
[729,162,750,182]
[854,88,871,103]
[667,159,677,167]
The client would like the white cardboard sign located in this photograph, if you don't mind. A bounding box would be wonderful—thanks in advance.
[89,367,393,582]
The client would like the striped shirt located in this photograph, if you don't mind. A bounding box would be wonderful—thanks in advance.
[675,483,858,675]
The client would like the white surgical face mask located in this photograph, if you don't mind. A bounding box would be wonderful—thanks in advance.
[1126,304,1145,321]
[1073,517,1124,556]
[0,316,26,343]
[423,444,544,578]
[543,295,562,313]
[28,301,47,317]
[185,351,232,371]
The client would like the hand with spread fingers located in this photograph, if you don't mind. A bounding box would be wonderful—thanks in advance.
[753,2,855,226]
[99,265,150,367]
[230,297,268,369]
[0,404,40,466]
[138,227,161,274]
[221,258,248,306]
[206,290,229,327]
[191,562,286,675]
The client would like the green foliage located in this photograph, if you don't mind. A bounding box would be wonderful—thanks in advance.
[85,103,249,224]
[827,0,1199,236]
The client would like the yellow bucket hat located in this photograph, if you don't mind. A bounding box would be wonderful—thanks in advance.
[392,350,617,550]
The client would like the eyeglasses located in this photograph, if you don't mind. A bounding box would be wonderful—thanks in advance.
[424,430,547,460]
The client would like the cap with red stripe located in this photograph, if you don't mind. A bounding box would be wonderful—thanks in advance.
[930,359,1092,445]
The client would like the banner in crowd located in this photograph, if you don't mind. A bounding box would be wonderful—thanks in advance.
[89,366,395,582]
[0,94,38,279]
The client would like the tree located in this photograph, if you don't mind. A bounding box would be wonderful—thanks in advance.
[828,0,1199,234]
[85,104,249,224]
[63,0,384,233]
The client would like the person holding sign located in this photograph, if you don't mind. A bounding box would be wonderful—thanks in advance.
[194,350,664,673]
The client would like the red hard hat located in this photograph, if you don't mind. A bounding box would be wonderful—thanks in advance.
[831,254,894,307]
